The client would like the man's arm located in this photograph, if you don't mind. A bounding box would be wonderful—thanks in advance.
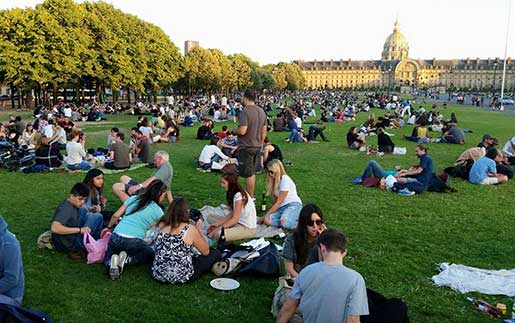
[347,315,361,323]
[51,221,89,235]
[276,297,299,323]
[0,242,22,294]
[261,124,267,146]
[233,125,248,136]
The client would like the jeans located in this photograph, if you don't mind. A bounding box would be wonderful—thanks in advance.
[188,248,222,282]
[199,154,222,170]
[269,202,302,230]
[66,160,91,171]
[306,126,327,141]
[104,233,154,267]
[52,208,103,252]
[362,160,385,179]
[288,128,299,142]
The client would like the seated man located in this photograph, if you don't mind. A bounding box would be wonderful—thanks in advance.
[439,123,465,144]
[104,132,131,170]
[50,183,103,255]
[220,132,238,157]
[393,145,434,195]
[469,148,508,185]
[112,151,173,203]
[477,134,498,150]
[0,216,24,306]
[131,128,151,164]
[277,229,369,323]
[305,125,329,143]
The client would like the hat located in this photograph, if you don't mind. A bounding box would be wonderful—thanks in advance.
[511,137,515,145]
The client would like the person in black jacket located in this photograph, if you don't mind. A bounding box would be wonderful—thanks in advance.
[377,127,395,153]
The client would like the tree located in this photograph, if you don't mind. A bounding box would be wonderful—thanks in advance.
[184,47,221,92]
[228,54,252,92]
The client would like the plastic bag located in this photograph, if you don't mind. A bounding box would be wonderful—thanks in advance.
[83,231,111,264]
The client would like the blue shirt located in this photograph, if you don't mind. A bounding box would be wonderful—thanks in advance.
[469,156,497,184]
[114,196,163,239]
[416,154,434,187]
[0,216,24,303]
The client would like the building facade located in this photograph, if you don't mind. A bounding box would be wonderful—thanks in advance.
[184,40,200,55]
[295,21,515,93]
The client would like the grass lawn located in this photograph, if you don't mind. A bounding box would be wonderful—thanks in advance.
[1,102,515,322]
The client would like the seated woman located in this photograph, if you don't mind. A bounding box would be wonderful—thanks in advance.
[34,136,63,168]
[104,180,167,280]
[404,122,429,143]
[282,204,326,278]
[377,127,395,153]
[151,198,221,284]
[65,131,91,171]
[262,137,283,169]
[18,123,36,148]
[347,126,366,150]
[82,169,113,225]
[158,119,178,143]
[197,136,230,171]
[206,171,257,241]
[259,159,302,230]
[196,119,214,140]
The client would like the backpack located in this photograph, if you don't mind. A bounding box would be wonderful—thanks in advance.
[428,173,456,193]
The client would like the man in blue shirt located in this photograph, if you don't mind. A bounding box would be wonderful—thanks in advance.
[395,145,434,189]
[469,148,508,185]
[0,216,24,306]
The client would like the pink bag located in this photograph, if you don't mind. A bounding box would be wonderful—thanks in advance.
[83,231,111,264]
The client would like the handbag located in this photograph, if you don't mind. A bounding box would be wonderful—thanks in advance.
[83,231,111,264]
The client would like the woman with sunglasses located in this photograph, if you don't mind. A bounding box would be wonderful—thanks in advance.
[282,204,326,278]
[259,159,302,230]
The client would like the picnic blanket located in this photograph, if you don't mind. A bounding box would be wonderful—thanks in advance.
[199,205,285,239]
[432,262,515,296]
[64,163,147,174]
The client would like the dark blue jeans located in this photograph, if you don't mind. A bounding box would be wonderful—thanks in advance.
[104,233,154,267]
[362,160,385,179]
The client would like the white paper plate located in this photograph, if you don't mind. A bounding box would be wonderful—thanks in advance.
[210,278,240,291]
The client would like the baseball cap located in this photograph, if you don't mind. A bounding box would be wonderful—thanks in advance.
[511,137,515,145]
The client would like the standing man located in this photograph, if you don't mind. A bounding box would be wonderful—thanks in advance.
[232,89,267,198]
[0,216,24,306]
[277,229,369,323]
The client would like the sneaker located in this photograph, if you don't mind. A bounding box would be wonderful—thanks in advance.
[109,254,120,280]
[352,176,363,185]
[118,251,128,274]
[398,188,415,196]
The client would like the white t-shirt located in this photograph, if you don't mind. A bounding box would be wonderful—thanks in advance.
[221,96,228,106]
[275,175,302,207]
[56,128,67,144]
[139,126,153,138]
[294,117,302,129]
[214,110,221,121]
[233,192,257,229]
[198,145,229,164]
[65,141,86,165]
[43,124,54,138]
[63,107,72,118]
[502,137,515,157]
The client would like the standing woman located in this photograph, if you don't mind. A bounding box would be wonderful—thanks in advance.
[206,171,257,241]
[151,198,221,284]
[104,180,167,280]
[259,159,302,230]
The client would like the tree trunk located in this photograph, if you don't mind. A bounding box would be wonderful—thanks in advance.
[96,79,101,103]
[52,86,58,105]
[10,84,15,109]
[126,87,131,105]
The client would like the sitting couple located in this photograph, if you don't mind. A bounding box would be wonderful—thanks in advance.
[356,145,434,195]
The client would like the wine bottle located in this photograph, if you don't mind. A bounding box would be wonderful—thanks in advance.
[217,226,226,252]
[261,191,267,213]
[466,297,502,318]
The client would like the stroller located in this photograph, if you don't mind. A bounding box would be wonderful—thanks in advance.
[0,142,35,172]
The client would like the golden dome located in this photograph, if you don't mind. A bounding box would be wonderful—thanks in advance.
[382,20,409,61]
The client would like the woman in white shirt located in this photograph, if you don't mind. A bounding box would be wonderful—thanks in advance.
[197,136,230,171]
[206,171,257,241]
[65,131,91,171]
[259,159,302,230]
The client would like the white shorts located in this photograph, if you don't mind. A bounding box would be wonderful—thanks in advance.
[480,177,499,185]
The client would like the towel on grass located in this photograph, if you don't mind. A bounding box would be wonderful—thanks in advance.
[432,262,515,296]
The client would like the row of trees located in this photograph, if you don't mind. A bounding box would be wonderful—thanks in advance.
[0,0,306,108]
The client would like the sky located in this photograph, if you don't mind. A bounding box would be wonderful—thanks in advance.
[1,0,514,64]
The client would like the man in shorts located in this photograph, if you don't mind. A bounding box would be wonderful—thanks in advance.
[469,148,508,185]
[232,89,267,197]
[112,151,173,203]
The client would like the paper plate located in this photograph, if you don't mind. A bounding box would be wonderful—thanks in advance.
[210,278,240,291]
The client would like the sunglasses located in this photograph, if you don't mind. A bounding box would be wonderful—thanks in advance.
[307,219,324,227]
[267,170,274,175]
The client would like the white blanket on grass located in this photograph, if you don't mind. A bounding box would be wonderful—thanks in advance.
[199,205,284,239]
[432,262,515,296]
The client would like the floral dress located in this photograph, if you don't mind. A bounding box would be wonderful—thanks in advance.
[151,225,194,284]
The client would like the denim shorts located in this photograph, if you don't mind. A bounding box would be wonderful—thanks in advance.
[269,202,302,230]
[124,179,145,196]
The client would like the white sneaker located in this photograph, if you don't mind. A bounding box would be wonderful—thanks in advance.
[109,254,120,280]
[118,251,128,274]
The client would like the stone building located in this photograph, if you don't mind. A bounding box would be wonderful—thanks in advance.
[295,20,515,93]
[184,40,200,55]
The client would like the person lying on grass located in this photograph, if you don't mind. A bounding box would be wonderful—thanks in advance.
[105,180,166,280]
[151,198,220,284]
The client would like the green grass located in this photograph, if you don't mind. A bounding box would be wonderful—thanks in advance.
[1,103,515,322]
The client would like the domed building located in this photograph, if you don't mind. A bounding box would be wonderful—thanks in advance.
[295,20,514,93]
